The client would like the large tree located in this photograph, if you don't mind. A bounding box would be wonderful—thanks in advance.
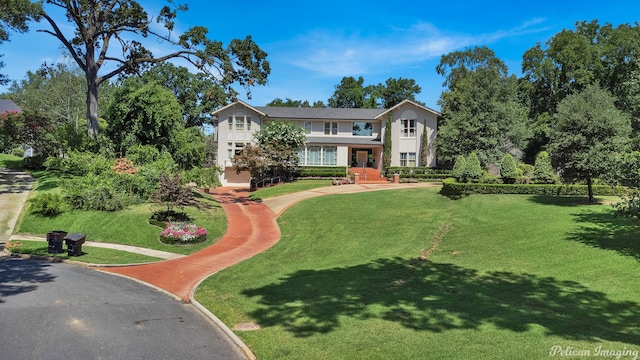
[27,0,269,138]
[436,46,530,165]
[0,0,40,84]
[378,77,421,108]
[328,76,365,108]
[521,20,640,154]
[548,84,631,202]
[139,62,228,128]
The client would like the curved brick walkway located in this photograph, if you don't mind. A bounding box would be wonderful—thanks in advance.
[99,187,280,302]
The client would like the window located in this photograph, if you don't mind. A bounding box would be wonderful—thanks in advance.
[307,146,321,165]
[323,146,337,165]
[401,119,416,137]
[304,121,312,134]
[297,146,337,166]
[324,122,338,135]
[229,114,250,131]
[352,122,373,136]
[400,152,416,167]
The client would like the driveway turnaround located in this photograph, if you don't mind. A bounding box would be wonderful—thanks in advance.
[0,257,245,359]
[100,187,281,302]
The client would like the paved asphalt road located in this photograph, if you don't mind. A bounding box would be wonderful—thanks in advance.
[0,257,245,360]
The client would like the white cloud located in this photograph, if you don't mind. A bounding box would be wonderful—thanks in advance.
[277,19,548,78]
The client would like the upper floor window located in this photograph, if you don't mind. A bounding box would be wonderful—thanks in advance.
[229,113,251,131]
[304,121,312,134]
[324,122,338,135]
[401,119,416,137]
[352,122,373,136]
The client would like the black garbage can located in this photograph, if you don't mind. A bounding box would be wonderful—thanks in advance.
[46,230,67,254]
[64,233,86,256]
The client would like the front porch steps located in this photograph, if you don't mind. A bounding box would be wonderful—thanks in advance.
[348,167,389,184]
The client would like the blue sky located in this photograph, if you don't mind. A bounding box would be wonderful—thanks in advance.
[2,1,640,110]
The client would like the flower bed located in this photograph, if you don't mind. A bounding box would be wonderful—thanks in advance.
[160,222,207,244]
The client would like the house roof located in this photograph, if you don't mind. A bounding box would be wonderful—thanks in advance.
[211,99,441,120]
[0,99,21,113]
[252,106,384,120]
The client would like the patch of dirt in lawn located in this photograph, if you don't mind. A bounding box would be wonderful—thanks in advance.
[234,322,261,331]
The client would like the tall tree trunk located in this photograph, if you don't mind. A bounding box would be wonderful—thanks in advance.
[587,176,594,203]
[86,75,99,138]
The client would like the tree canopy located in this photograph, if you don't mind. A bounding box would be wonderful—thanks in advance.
[25,0,269,138]
[0,0,40,84]
[548,84,631,202]
[436,46,530,165]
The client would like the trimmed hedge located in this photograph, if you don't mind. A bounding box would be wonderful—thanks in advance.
[386,167,453,176]
[298,166,348,178]
[441,178,627,199]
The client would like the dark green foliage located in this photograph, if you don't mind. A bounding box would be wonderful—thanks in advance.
[298,166,348,178]
[127,144,161,166]
[500,154,518,183]
[549,84,631,202]
[29,193,67,216]
[533,151,557,184]
[171,126,205,169]
[420,123,429,166]
[182,167,221,188]
[441,177,626,199]
[385,167,453,175]
[62,173,134,211]
[463,153,483,181]
[436,46,530,165]
[452,155,467,182]
[383,115,392,173]
[44,151,112,176]
[152,173,194,213]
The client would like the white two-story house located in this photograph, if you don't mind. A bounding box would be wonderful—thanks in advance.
[211,99,439,186]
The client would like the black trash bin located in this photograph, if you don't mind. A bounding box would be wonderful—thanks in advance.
[46,230,67,254]
[64,233,86,256]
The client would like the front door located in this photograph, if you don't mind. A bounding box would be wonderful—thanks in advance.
[356,151,368,167]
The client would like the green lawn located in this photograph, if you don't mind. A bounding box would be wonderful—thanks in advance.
[16,193,226,255]
[249,179,333,200]
[0,154,24,169]
[195,188,640,359]
[6,240,163,264]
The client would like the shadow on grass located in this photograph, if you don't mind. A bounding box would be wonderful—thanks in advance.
[526,195,610,207]
[567,209,640,262]
[242,257,640,343]
[0,257,56,303]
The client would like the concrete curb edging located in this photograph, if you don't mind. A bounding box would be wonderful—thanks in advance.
[190,276,257,360]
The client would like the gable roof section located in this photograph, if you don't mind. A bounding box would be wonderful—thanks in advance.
[0,99,21,113]
[377,99,441,118]
[211,100,266,117]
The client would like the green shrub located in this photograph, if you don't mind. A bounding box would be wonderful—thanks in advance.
[500,154,517,183]
[385,167,452,175]
[29,193,68,216]
[452,155,467,182]
[10,148,25,157]
[298,166,348,178]
[183,167,221,188]
[463,153,483,181]
[533,151,558,184]
[62,173,133,211]
[441,178,627,199]
[44,151,112,176]
[127,144,161,166]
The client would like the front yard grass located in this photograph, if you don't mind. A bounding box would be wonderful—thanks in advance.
[195,188,640,359]
[5,240,163,264]
[15,193,226,255]
[249,179,333,200]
